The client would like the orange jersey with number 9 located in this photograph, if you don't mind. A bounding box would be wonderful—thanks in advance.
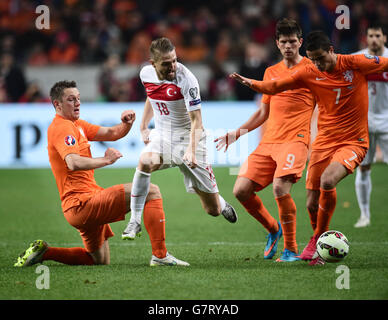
[261,57,315,145]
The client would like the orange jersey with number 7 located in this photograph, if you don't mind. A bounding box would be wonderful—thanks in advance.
[250,54,388,150]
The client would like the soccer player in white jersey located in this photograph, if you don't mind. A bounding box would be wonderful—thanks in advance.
[122,37,237,239]
[353,23,388,228]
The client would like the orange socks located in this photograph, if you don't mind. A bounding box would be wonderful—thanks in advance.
[275,194,298,253]
[241,194,278,234]
[143,198,167,259]
[42,247,94,265]
[314,188,337,237]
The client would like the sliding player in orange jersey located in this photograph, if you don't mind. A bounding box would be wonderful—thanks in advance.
[215,19,315,262]
[231,31,388,265]
[14,80,189,267]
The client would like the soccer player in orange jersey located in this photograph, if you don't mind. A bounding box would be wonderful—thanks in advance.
[14,80,189,267]
[215,19,315,262]
[230,31,388,265]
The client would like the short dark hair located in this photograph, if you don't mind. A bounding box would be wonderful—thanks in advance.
[275,18,302,39]
[150,37,175,61]
[367,22,386,35]
[49,80,77,104]
[305,31,332,52]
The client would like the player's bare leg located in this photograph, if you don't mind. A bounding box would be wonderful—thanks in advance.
[320,161,348,191]
[194,187,237,223]
[354,164,371,227]
[272,176,293,197]
[122,152,163,240]
[89,240,110,265]
[306,188,320,230]
[233,176,258,203]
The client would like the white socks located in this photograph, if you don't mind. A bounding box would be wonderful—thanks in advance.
[218,194,227,212]
[129,168,151,224]
[355,168,371,219]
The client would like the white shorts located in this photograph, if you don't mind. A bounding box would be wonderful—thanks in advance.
[362,131,388,165]
[142,129,219,194]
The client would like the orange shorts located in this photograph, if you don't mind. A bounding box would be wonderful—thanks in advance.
[64,184,127,252]
[306,145,367,190]
[238,142,308,191]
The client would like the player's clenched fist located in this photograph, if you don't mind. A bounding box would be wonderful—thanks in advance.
[104,147,123,164]
[121,110,136,125]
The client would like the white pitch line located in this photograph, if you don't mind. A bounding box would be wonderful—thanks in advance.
[43,241,388,247]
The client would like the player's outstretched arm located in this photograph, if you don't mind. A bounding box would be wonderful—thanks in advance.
[65,147,123,171]
[230,72,299,95]
[214,102,269,152]
[93,110,136,141]
[353,54,388,75]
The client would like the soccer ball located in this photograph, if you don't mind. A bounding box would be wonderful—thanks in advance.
[316,230,349,262]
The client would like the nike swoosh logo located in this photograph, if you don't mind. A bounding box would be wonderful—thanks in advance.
[315,77,326,80]
[131,195,142,198]
[264,238,278,257]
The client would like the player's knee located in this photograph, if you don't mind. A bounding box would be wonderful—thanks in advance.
[138,161,152,173]
[320,169,338,190]
[320,176,336,190]
[139,154,161,173]
[233,185,251,203]
[273,184,288,198]
[146,183,161,201]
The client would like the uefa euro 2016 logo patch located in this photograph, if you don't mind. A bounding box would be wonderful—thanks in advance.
[64,135,76,146]
[364,53,380,64]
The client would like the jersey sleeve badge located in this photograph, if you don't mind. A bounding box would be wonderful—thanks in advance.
[188,87,201,106]
[64,135,76,146]
[364,53,380,64]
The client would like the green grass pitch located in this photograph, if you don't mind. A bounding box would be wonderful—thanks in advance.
[0,164,387,300]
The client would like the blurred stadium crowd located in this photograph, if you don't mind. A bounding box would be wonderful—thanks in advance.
[0,0,387,102]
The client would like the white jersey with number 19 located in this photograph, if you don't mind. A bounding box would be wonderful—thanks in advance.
[140,62,202,139]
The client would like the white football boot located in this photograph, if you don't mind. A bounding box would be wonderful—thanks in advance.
[221,202,238,223]
[122,221,142,240]
[150,252,190,267]
[354,216,370,228]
